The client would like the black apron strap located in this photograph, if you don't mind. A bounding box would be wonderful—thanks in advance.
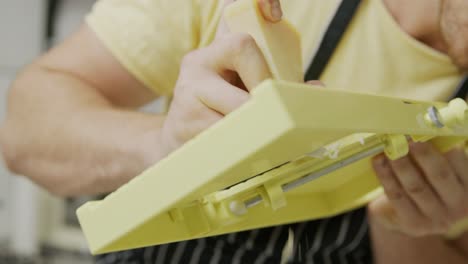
[47,0,60,40]
[304,0,362,81]
[452,76,468,100]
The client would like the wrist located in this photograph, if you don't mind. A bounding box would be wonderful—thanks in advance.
[138,116,170,169]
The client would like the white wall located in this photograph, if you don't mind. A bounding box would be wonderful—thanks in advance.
[0,1,45,69]
[0,0,47,255]
[0,74,12,244]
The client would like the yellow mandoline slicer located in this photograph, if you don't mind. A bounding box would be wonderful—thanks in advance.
[77,0,468,254]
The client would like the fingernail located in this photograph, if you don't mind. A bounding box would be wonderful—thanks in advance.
[271,1,282,20]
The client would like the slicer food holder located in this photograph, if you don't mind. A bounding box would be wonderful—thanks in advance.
[77,80,468,254]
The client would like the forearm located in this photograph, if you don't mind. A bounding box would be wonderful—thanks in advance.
[0,64,166,197]
[369,209,468,264]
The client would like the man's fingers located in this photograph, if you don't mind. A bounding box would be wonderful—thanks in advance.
[197,75,250,115]
[258,0,283,22]
[409,143,465,212]
[389,156,447,221]
[216,0,283,38]
[188,108,224,137]
[372,155,426,232]
[202,33,272,90]
[444,147,468,187]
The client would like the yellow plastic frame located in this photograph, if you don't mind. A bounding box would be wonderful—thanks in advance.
[77,80,468,254]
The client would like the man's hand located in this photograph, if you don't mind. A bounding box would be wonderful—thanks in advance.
[159,0,282,154]
[0,0,284,196]
[370,142,468,237]
[216,0,283,36]
[258,0,283,22]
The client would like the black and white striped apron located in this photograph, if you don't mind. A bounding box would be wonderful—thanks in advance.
[95,209,372,264]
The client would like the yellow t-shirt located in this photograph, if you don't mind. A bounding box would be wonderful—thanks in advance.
[86,0,464,101]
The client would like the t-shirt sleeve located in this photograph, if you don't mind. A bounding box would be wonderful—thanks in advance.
[86,0,202,95]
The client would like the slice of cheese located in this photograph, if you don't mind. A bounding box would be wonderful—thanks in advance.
[224,0,303,82]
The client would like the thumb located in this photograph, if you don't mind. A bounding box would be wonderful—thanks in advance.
[368,195,400,231]
[216,0,284,39]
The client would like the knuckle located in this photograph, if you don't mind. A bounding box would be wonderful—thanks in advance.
[392,157,412,171]
[412,217,452,236]
[405,182,427,196]
[374,163,390,176]
[385,188,404,201]
[373,159,394,180]
[172,92,203,120]
[435,167,453,180]
[187,100,207,119]
[174,76,205,100]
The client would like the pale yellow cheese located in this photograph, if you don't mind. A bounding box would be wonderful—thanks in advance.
[224,0,303,82]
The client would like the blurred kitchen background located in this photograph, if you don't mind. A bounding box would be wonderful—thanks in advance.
[1,1,109,263]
